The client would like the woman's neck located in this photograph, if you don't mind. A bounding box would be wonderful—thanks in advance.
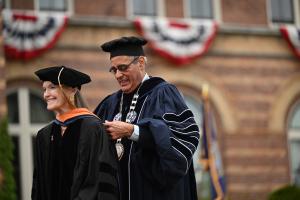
[55,106,74,115]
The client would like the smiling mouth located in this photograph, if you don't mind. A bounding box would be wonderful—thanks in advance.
[46,99,56,103]
[119,80,129,86]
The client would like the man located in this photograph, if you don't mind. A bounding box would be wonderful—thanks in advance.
[94,36,200,200]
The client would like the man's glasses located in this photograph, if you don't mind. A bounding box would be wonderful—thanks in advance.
[109,57,139,74]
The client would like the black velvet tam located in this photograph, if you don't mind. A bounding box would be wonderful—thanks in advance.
[101,36,147,58]
[35,66,91,87]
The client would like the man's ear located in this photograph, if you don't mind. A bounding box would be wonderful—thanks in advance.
[139,57,145,65]
[138,57,146,70]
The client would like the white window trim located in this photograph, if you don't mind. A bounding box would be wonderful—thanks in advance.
[294,0,300,26]
[289,129,300,140]
[34,0,73,15]
[126,0,165,19]
[288,128,300,184]
[183,0,221,22]
[8,88,47,200]
[214,0,222,23]
[267,0,300,28]
[287,98,300,185]
[4,0,11,8]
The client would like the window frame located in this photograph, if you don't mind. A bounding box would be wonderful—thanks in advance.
[181,93,206,198]
[34,0,74,15]
[3,0,73,14]
[287,100,300,186]
[127,0,165,19]
[3,0,11,8]
[183,0,221,21]
[7,87,54,200]
[267,0,300,27]
[176,83,225,199]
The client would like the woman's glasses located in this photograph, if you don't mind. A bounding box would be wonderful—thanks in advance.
[109,57,139,74]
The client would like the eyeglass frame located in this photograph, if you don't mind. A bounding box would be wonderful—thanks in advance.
[109,56,140,74]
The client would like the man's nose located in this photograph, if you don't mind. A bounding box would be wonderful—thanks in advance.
[115,69,123,78]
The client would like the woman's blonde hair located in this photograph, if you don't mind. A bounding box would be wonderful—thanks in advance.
[74,90,89,108]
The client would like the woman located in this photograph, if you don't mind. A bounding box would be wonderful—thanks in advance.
[31,66,119,200]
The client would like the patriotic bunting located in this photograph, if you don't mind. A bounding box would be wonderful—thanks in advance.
[2,10,68,60]
[280,25,300,59]
[134,17,217,65]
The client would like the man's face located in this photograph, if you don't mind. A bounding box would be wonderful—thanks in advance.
[110,56,145,94]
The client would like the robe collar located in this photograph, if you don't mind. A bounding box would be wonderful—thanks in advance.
[121,76,166,99]
[54,108,98,126]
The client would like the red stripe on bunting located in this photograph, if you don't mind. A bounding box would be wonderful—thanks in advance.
[4,17,67,60]
[2,10,68,60]
[134,17,218,66]
[13,13,37,21]
[169,21,190,29]
[280,25,300,58]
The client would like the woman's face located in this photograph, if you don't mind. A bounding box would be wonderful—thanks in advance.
[42,81,75,114]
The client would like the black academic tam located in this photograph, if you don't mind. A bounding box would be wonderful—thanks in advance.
[35,66,91,88]
[101,36,147,58]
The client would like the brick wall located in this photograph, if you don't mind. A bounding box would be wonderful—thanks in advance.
[74,0,126,17]
[10,0,34,10]
[7,0,272,27]
[222,0,268,25]
[165,0,184,18]
[224,134,289,200]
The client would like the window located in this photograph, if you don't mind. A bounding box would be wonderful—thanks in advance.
[288,101,300,186]
[4,0,70,12]
[33,0,74,11]
[7,92,19,123]
[37,0,68,11]
[269,0,295,24]
[30,92,54,123]
[132,0,157,16]
[188,0,213,19]
[7,87,54,200]
[2,0,8,8]
[183,94,212,199]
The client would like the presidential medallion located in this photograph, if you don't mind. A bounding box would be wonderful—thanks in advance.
[126,110,137,123]
[113,112,122,121]
[115,139,124,160]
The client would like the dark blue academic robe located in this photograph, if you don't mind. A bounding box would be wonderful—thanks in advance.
[95,77,199,200]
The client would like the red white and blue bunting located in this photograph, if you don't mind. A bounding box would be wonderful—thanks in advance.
[280,25,300,58]
[2,10,68,60]
[134,17,217,65]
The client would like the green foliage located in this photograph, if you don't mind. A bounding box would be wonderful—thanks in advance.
[268,185,300,200]
[0,118,16,200]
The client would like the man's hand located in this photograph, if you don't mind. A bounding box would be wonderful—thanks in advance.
[104,120,134,140]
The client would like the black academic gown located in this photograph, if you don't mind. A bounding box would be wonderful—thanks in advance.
[31,116,119,200]
[95,77,200,200]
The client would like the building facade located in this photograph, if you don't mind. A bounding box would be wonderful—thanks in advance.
[2,0,300,200]
[0,5,5,119]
